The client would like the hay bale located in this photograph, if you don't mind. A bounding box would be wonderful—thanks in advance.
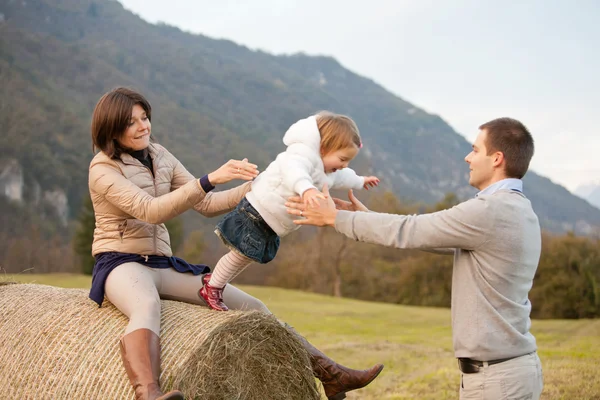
[0,283,320,399]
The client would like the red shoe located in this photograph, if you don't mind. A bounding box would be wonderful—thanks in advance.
[198,273,229,311]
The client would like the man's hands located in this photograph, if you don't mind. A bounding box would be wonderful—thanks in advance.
[286,184,338,227]
[288,175,378,226]
[333,189,369,212]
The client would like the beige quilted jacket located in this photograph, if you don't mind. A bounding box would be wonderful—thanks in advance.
[88,143,250,256]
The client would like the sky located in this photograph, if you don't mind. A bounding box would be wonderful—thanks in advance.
[119,0,599,192]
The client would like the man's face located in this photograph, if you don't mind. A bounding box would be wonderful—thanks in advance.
[464,130,496,191]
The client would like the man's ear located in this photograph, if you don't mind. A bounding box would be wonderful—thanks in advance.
[492,151,505,168]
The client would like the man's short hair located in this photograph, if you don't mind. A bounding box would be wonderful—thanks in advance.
[479,118,535,179]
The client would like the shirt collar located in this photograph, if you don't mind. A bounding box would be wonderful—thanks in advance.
[477,178,523,197]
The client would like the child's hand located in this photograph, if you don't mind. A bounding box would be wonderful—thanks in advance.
[302,188,327,208]
[363,176,380,190]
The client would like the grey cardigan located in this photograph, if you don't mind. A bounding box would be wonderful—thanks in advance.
[335,189,541,360]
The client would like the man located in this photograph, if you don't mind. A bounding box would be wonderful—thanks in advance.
[286,118,544,399]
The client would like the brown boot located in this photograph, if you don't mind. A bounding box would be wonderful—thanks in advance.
[119,329,184,400]
[287,325,384,400]
[198,273,229,311]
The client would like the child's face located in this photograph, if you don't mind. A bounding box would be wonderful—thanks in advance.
[321,146,359,173]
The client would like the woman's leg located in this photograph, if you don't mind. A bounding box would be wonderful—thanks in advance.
[105,262,162,335]
[156,269,270,313]
[105,262,183,400]
[199,250,254,311]
[157,268,383,399]
[284,323,384,400]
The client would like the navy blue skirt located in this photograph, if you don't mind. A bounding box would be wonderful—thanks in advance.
[89,252,210,307]
[215,197,280,264]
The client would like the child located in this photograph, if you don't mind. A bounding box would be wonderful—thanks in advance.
[199,111,380,310]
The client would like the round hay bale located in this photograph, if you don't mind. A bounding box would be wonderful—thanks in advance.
[0,283,320,399]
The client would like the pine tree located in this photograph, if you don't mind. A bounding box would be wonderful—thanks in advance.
[73,195,96,275]
[181,230,205,263]
[165,216,184,254]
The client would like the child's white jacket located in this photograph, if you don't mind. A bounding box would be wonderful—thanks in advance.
[245,116,365,237]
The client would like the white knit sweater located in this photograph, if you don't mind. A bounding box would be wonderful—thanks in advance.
[246,116,364,236]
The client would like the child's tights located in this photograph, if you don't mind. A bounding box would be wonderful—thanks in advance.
[208,250,253,288]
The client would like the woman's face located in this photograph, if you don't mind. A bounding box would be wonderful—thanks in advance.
[117,104,151,151]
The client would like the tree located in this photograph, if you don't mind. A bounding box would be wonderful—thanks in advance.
[332,236,348,297]
[530,233,600,318]
[165,216,184,254]
[432,192,460,212]
[72,195,95,275]
[181,230,205,263]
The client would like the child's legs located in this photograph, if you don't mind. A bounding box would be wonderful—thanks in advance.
[208,250,253,288]
[105,262,162,335]
[155,268,270,313]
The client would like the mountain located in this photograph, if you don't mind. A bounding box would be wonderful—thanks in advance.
[575,183,600,210]
[1,0,599,235]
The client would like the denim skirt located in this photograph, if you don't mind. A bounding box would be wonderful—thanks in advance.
[215,197,280,264]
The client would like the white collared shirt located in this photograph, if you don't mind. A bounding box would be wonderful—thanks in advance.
[477,178,523,197]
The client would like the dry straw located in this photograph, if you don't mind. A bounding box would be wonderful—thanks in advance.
[0,283,320,399]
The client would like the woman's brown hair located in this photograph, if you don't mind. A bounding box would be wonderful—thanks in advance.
[316,111,361,155]
[91,87,152,159]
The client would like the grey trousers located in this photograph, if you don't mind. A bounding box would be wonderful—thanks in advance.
[105,262,271,335]
[459,352,543,400]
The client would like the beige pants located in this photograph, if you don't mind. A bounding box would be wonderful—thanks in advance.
[460,352,543,400]
[105,262,270,335]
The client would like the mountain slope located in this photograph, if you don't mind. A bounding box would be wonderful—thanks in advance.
[0,0,599,233]
[575,183,600,210]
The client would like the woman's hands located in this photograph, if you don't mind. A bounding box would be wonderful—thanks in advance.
[208,158,259,185]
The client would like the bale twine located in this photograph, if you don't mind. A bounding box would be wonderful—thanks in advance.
[0,283,320,400]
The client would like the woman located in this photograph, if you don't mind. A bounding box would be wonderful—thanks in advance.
[88,87,383,400]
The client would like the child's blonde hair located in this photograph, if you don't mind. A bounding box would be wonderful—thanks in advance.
[316,111,362,155]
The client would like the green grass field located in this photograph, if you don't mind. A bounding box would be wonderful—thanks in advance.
[4,273,599,399]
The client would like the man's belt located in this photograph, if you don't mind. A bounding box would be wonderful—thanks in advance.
[457,355,519,374]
